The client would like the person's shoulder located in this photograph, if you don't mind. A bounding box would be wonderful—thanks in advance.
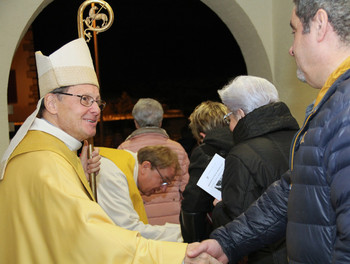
[10,149,64,165]
[124,149,137,158]
[166,138,185,148]
[117,137,147,152]
[189,144,216,166]
[166,139,189,157]
[99,155,128,182]
[129,130,167,142]
[117,140,128,149]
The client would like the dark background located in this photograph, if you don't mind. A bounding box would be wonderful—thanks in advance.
[32,0,247,148]
[32,0,247,114]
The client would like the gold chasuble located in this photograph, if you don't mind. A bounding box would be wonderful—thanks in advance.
[0,131,187,263]
[99,147,149,224]
[10,130,94,200]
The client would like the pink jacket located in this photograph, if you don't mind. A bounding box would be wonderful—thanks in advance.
[118,127,190,225]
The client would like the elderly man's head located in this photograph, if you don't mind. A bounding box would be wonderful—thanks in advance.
[132,98,164,128]
[36,38,104,141]
[42,84,104,141]
[136,145,180,196]
[218,75,279,132]
[0,38,104,180]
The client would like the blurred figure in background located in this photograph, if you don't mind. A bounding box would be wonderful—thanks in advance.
[118,98,189,225]
[181,101,234,243]
[212,75,299,264]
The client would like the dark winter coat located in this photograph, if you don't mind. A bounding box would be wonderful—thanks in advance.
[211,67,350,264]
[212,102,299,264]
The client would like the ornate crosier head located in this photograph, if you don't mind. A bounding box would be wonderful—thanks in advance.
[78,0,114,42]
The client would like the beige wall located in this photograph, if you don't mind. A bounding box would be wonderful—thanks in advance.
[0,0,318,158]
[272,0,318,123]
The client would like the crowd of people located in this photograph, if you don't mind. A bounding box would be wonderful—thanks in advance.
[1,0,350,263]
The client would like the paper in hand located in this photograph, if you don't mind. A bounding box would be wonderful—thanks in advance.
[197,154,225,200]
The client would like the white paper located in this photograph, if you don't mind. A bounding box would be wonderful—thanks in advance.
[197,153,225,200]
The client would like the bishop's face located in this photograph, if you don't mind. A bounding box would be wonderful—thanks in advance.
[54,84,101,141]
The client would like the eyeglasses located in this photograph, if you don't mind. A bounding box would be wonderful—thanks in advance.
[155,166,172,186]
[52,92,106,111]
[223,112,233,125]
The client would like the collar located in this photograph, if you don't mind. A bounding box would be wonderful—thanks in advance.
[233,102,298,143]
[30,118,82,151]
[314,56,350,108]
[126,127,169,140]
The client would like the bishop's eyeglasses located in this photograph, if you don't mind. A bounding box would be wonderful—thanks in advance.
[52,92,106,111]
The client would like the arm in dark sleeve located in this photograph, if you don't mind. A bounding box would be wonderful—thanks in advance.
[212,154,253,227]
[181,146,214,213]
[327,124,350,263]
[210,170,291,263]
[212,201,232,228]
[181,146,216,242]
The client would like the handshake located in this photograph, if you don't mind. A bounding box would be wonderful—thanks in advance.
[184,239,228,264]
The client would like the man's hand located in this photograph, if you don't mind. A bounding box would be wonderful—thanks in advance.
[186,240,228,264]
[80,140,101,181]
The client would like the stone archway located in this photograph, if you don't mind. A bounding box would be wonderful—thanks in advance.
[201,0,272,80]
[0,0,53,156]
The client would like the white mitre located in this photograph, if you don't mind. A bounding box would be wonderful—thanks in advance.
[0,38,99,180]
